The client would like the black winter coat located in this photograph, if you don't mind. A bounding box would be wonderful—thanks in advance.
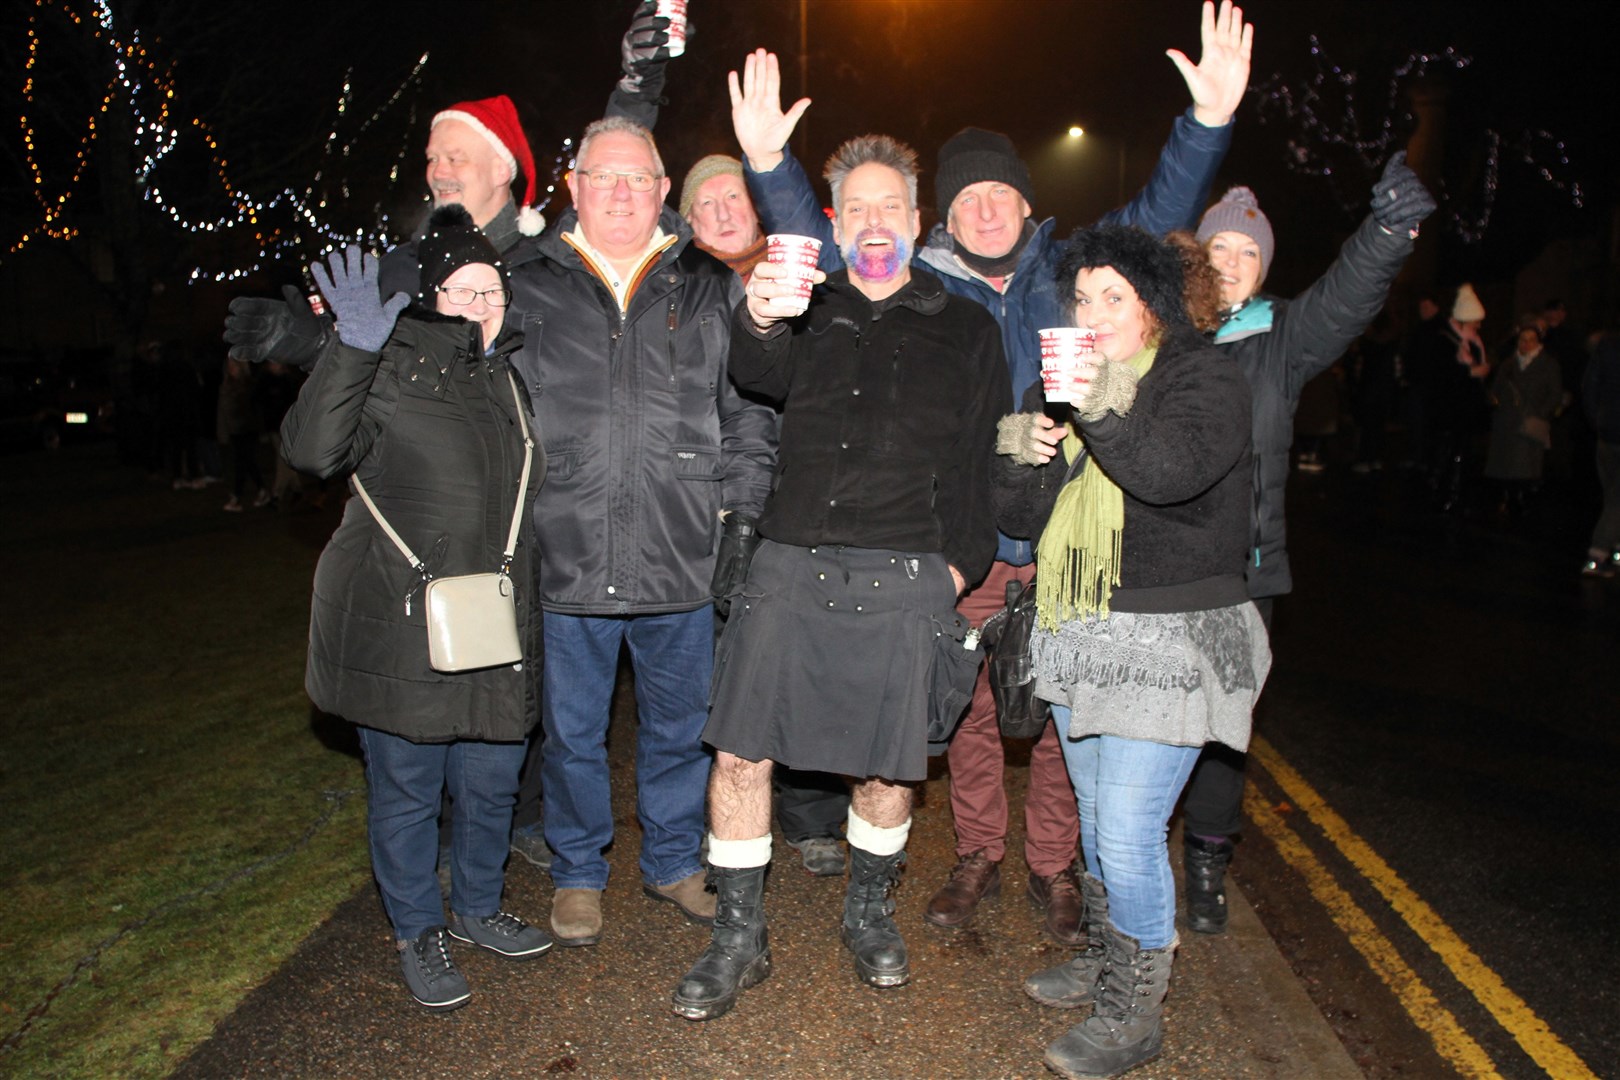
[507,207,776,615]
[993,327,1252,614]
[281,313,541,742]
[1215,215,1415,599]
[730,268,1011,583]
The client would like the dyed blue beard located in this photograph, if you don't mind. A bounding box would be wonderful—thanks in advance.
[841,228,912,283]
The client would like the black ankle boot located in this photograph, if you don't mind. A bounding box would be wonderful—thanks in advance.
[842,846,909,988]
[1183,834,1234,935]
[671,865,770,1020]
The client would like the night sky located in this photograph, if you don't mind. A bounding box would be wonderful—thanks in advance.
[4,0,1617,336]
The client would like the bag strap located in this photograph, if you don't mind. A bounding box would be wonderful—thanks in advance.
[352,369,534,577]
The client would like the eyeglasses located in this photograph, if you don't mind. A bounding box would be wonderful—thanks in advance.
[434,286,511,308]
[575,168,661,192]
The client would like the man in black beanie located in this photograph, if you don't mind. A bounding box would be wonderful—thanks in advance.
[729,0,1253,948]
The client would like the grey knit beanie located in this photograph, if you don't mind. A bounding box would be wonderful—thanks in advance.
[935,128,1034,222]
[679,154,744,219]
[1196,186,1275,280]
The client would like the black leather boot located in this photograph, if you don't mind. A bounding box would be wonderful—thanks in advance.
[842,846,910,988]
[1183,834,1234,935]
[671,865,770,1020]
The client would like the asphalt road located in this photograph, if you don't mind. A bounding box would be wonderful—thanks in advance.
[1230,461,1619,1079]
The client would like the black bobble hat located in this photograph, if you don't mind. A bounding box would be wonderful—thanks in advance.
[416,204,506,302]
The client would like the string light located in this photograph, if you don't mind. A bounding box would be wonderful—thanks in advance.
[1252,36,1584,245]
[10,0,430,281]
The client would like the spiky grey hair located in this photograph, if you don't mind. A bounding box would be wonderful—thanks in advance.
[823,134,920,212]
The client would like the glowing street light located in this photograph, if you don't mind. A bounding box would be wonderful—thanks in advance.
[1067,126,1085,139]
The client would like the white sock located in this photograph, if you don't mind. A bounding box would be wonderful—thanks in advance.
[706,832,772,868]
[846,809,910,856]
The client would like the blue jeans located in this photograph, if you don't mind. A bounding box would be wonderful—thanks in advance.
[1052,705,1199,950]
[541,608,713,890]
[357,727,527,943]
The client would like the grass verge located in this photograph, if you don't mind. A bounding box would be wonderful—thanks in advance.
[0,444,370,1078]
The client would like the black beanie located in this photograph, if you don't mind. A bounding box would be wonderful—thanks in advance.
[934,127,1034,222]
[416,205,507,302]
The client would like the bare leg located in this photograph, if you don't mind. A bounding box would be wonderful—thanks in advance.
[709,751,775,841]
[850,775,913,829]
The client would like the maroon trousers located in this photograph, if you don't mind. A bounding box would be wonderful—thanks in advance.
[945,560,1079,876]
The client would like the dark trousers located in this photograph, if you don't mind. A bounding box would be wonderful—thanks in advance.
[775,766,849,841]
[1180,596,1274,840]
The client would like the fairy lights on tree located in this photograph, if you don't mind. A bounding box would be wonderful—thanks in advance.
[1251,36,1584,245]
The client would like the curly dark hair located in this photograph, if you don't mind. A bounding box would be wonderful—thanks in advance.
[1055,225,1190,339]
[1165,229,1225,334]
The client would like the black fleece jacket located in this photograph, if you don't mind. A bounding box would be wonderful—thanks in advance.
[729,268,1011,584]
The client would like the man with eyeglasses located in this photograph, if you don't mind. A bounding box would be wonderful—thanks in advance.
[503,115,775,950]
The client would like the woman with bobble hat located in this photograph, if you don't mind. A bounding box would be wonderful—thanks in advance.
[994,224,1268,1079]
[1172,154,1435,942]
[281,205,549,1012]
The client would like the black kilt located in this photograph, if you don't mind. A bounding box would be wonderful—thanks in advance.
[704,540,958,782]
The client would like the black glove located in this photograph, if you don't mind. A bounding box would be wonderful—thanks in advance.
[710,511,760,618]
[617,0,672,99]
[309,245,410,354]
[1370,150,1436,237]
[223,284,331,367]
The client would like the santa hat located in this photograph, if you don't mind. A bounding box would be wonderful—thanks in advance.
[432,94,544,236]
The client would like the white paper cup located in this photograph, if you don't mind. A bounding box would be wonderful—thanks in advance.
[655,0,688,58]
[766,233,822,315]
[1038,327,1097,403]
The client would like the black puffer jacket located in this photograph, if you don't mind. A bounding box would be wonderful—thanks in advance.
[993,326,1252,614]
[281,313,540,742]
[1214,215,1416,599]
[507,206,776,614]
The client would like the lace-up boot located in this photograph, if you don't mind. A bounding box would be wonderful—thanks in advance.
[671,865,771,1021]
[842,846,910,987]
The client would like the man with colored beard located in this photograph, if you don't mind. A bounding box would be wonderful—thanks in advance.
[728,0,1254,948]
[672,135,1010,1020]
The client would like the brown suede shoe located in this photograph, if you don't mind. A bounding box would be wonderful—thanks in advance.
[551,887,603,947]
[644,870,717,926]
[1028,865,1084,945]
[923,850,1001,928]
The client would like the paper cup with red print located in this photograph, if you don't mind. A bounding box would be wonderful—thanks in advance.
[1039,327,1098,403]
[766,233,822,315]
[655,0,688,58]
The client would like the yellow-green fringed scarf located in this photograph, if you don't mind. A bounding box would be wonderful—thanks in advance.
[1036,344,1158,631]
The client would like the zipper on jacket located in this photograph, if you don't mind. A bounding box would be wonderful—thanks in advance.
[666,299,679,390]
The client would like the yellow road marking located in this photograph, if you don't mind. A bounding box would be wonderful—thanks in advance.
[1241,783,1501,1079]
[1250,735,1598,1080]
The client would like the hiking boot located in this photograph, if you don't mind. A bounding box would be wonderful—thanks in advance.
[1044,923,1177,1079]
[398,927,471,1011]
[644,870,717,926]
[1025,871,1109,1009]
[550,887,603,946]
[672,865,771,1021]
[509,824,552,870]
[842,846,909,988]
[449,911,553,959]
[923,850,1000,928]
[1183,834,1235,935]
[786,835,847,877]
[1028,865,1084,945]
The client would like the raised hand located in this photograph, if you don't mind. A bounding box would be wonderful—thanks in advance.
[728,48,811,173]
[619,0,672,97]
[1370,150,1437,237]
[1166,0,1254,128]
[310,245,409,354]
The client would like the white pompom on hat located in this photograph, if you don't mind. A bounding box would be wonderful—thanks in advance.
[1452,283,1486,323]
[432,94,545,236]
